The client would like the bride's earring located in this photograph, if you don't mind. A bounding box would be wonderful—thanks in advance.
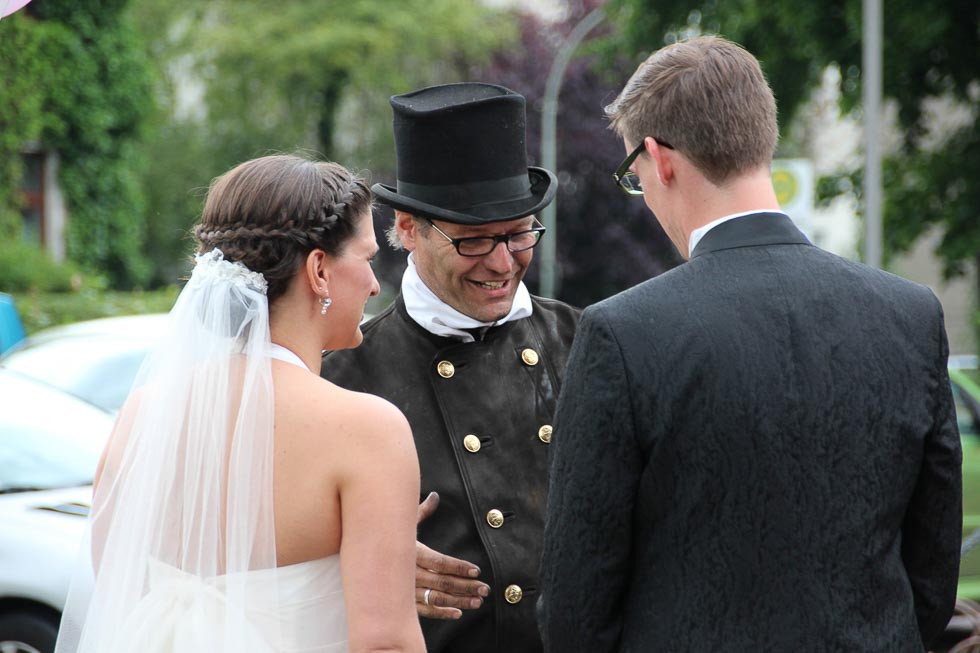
[319,295,332,315]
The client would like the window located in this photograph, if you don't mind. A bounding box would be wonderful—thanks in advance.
[21,152,45,245]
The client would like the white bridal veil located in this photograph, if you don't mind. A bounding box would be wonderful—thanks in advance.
[56,249,283,652]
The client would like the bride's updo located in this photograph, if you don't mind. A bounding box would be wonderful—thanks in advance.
[193,154,371,303]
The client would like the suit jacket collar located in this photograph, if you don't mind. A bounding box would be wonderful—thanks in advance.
[689,212,811,259]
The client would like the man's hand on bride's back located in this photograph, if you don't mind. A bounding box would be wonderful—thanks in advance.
[414,492,490,619]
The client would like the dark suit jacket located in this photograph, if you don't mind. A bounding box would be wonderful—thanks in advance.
[539,213,962,652]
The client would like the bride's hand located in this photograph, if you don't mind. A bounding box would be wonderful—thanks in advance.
[415,492,491,619]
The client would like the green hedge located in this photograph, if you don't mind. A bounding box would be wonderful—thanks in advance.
[0,241,92,293]
[0,5,153,288]
[12,286,179,334]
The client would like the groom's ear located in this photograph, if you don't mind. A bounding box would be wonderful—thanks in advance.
[304,248,330,296]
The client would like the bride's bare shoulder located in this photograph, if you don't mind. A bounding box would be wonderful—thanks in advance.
[307,377,417,477]
[274,372,418,510]
[317,377,407,430]
[278,371,411,446]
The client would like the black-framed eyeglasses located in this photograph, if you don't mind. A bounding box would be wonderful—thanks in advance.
[425,218,546,257]
[613,138,674,196]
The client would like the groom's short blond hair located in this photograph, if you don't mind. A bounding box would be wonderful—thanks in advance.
[605,35,778,186]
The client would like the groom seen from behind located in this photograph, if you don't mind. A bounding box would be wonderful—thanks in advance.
[539,36,962,653]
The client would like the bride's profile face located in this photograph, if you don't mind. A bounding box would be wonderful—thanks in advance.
[323,210,380,350]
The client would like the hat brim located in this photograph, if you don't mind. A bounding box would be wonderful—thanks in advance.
[371,167,557,225]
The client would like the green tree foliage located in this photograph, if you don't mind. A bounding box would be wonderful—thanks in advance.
[199,0,510,158]
[0,2,154,287]
[130,0,514,284]
[467,4,677,306]
[0,17,44,237]
[605,0,979,282]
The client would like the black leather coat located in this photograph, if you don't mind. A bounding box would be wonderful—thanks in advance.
[323,294,579,653]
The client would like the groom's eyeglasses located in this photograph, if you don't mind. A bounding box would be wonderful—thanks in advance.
[425,218,547,257]
[613,138,674,196]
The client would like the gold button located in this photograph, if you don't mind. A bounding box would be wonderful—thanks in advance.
[436,360,455,378]
[521,348,539,366]
[504,584,523,604]
[538,424,553,444]
[463,434,481,453]
[486,509,505,528]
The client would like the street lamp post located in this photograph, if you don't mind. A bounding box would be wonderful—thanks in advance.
[863,0,883,268]
[538,7,604,298]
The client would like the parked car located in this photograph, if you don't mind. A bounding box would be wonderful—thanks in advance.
[0,293,25,355]
[0,314,168,413]
[950,356,980,600]
[0,368,112,653]
[0,310,375,414]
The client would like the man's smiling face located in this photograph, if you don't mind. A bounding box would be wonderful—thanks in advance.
[401,214,535,323]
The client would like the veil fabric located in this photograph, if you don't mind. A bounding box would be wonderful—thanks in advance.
[56,249,283,652]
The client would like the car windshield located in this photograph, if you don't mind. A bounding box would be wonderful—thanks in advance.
[0,371,111,493]
[1,337,149,412]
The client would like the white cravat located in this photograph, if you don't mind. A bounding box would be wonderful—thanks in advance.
[687,210,789,258]
[401,253,533,343]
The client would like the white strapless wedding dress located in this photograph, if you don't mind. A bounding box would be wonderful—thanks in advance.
[106,555,348,652]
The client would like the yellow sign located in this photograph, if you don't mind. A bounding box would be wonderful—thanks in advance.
[772,169,799,206]
[770,159,814,237]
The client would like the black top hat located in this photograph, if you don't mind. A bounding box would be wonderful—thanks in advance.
[372,82,557,225]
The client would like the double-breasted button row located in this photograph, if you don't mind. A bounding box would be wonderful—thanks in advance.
[461,428,549,452]
[437,348,538,379]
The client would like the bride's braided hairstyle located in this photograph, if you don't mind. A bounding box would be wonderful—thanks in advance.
[194,155,371,303]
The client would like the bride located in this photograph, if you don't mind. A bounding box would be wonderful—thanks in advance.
[54,155,426,652]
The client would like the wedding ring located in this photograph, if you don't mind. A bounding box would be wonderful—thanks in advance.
[423,588,432,606]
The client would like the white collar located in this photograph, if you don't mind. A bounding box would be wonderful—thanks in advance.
[268,343,307,370]
[687,210,789,258]
[401,253,533,343]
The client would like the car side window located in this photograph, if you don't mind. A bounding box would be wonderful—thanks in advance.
[952,381,980,438]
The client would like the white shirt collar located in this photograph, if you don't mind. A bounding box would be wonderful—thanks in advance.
[401,253,533,343]
[687,210,789,258]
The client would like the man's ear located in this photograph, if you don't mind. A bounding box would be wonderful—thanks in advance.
[645,136,674,186]
[394,210,420,252]
[304,248,330,297]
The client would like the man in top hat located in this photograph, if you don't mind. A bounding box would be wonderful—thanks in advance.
[322,82,580,652]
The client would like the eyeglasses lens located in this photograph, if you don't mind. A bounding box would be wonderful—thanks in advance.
[456,230,542,256]
[620,172,642,194]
